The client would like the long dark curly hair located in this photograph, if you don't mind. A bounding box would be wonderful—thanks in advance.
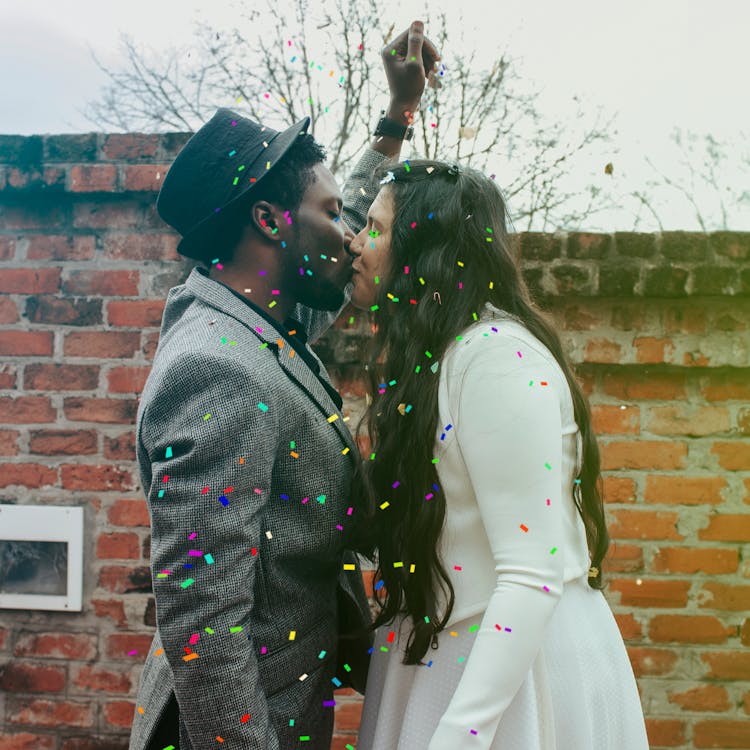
[351,158,609,665]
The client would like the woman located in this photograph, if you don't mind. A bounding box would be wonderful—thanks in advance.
[346,159,649,749]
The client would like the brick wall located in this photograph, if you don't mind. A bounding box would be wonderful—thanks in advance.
[0,132,748,750]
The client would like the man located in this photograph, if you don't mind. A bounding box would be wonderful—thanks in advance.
[128,21,441,750]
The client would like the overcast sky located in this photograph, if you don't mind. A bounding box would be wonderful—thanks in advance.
[0,0,747,230]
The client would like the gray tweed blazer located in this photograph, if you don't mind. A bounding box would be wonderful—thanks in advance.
[128,147,386,750]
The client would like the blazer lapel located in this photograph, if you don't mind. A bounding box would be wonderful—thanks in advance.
[185,268,359,461]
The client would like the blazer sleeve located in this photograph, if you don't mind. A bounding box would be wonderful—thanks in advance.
[427,337,565,750]
[292,147,388,343]
[139,351,281,750]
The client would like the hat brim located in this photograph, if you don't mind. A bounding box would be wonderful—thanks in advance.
[176,115,311,260]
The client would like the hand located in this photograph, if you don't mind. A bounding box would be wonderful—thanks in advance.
[381,20,441,125]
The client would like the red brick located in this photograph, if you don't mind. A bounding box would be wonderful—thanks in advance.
[25,295,102,326]
[25,234,96,261]
[0,463,58,488]
[609,578,690,608]
[0,732,56,750]
[698,514,750,542]
[561,303,601,330]
[24,364,99,391]
[143,330,160,360]
[645,719,686,746]
[608,509,683,540]
[646,405,730,436]
[0,396,55,423]
[108,499,150,527]
[645,476,727,505]
[333,700,363,731]
[61,464,134,491]
[633,336,675,364]
[667,684,731,712]
[98,565,152,594]
[91,598,127,628]
[102,700,137,729]
[69,165,117,192]
[662,305,708,334]
[0,203,68,230]
[0,235,17,259]
[96,531,140,559]
[102,133,159,160]
[603,542,643,573]
[648,615,733,644]
[693,720,750,748]
[105,633,155,660]
[0,364,17,388]
[107,366,151,393]
[29,430,98,456]
[0,268,60,294]
[627,647,679,677]
[584,337,622,363]
[62,270,139,296]
[702,652,750,680]
[0,662,66,693]
[122,165,170,192]
[103,232,179,261]
[6,698,94,728]
[600,440,687,470]
[601,476,637,503]
[103,432,136,461]
[698,583,750,612]
[107,299,165,327]
[6,166,65,190]
[63,397,137,424]
[64,331,140,358]
[613,612,642,641]
[14,632,97,660]
[0,331,54,356]
[0,429,20,455]
[601,371,687,400]
[0,297,19,323]
[591,404,640,434]
[702,371,750,401]
[651,547,738,574]
[73,201,146,230]
[70,664,132,694]
[683,350,712,366]
[711,442,750,470]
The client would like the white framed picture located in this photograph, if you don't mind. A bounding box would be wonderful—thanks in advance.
[0,504,83,612]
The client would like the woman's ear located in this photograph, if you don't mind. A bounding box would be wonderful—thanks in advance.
[251,201,282,241]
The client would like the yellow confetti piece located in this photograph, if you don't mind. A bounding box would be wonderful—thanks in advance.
[289,630,296,640]
[343,563,356,570]
[410,564,416,573]
[342,447,350,455]
[327,414,339,423]
[393,562,403,568]
[379,501,390,509]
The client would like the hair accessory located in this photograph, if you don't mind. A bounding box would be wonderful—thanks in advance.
[379,171,396,185]
[446,163,460,177]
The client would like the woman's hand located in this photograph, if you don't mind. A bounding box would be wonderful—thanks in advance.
[381,20,442,125]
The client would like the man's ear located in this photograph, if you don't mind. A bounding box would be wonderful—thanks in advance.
[251,201,283,241]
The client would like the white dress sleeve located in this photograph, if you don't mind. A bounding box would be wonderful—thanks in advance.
[427,337,566,750]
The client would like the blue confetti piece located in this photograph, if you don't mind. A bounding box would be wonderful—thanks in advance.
[280,494,290,500]
[158,489,165,498]
[204,553,214,565]
[258,402,269,412]
[374,580,384,590]
[219,495,229,506]
[331,677,342,687]
[165,446,173,458]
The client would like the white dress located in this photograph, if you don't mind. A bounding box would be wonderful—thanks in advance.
[356,305,649,750]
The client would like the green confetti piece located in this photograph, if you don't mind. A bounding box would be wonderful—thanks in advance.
[374,275,380,284]
[229,626,243,633]
[370,304,379,311]
[388,379,397,386]
[431,458,440,464]
[259,342,269,349]
[380,646,390,652]
[550,547,557,554]
[316,494,326,504]
[529,380,534,386]
[318,650,327,659]
[165,446,173,458]
[369,452,376,461]
[203,413,211,421]
[472,312,478,321]
[348,316,354,324]
[468,624,479,633]
[415,365,421,373]
[425,350,432,358]
[181,578,195,588]
[204,627,215,634]
[545,462,552,470]
[456,335,463,341]
[289,719,295,727]
[424,615,431,623]
[158,489,165,498]
[343,663,352,672]
[290,440,296,449]
[458,656,466,663]
[258,402,269,412]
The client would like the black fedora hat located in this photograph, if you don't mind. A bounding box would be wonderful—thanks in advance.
[156,108,311,260]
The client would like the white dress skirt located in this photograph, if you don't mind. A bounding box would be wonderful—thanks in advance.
[356,572,649,750]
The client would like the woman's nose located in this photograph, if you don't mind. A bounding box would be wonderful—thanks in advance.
[346,228,364,258]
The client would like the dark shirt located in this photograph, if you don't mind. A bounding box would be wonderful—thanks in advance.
[198,267,343,411]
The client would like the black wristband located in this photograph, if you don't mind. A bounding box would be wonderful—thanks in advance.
[373,110,414,142]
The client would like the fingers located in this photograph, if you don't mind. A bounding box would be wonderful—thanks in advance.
[405,20,424,65]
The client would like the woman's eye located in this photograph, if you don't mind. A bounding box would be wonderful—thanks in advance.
[330,212,341,222]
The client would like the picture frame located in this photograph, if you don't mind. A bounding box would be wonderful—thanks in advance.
[0,504,83,612]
